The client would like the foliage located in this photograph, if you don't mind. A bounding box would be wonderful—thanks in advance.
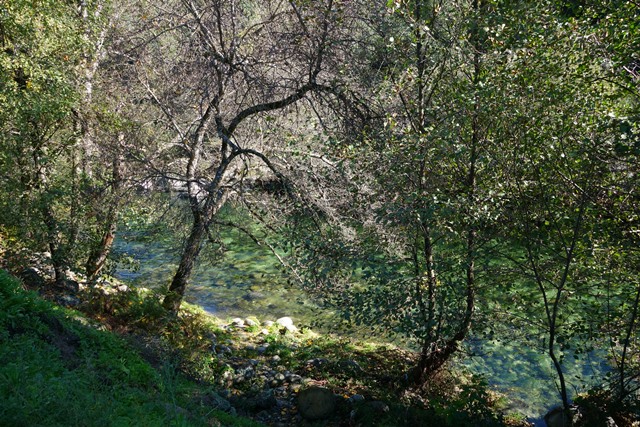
[1,0,640,418]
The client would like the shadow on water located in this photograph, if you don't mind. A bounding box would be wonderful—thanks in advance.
[113,227,610,425]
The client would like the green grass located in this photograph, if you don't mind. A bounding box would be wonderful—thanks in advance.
[0,269,262,427]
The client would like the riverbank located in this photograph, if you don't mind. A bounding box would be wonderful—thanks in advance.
[0,257,531,426]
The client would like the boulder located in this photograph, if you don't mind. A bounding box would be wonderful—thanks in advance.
[276,317,294,328]
[276,316,297,332]
[19,267,46,288]
[202,392,235,414]
[367,401,390,414]
[230,318,245,327]
[245,318,259,326]
[297,386,336,421]
[544,406,575,427]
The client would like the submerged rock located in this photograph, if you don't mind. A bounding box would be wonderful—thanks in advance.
[242,292,266,302]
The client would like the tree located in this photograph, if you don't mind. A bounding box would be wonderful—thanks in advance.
[490,0,640,415]
[119,0,357,312]
[0,0,83,284]
[281,0,502,385]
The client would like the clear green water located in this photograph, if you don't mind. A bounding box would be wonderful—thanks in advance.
[463,338,609,423]
[113,227,341,328]
[112,225,609,425]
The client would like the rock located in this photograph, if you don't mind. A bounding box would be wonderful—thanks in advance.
[235,366,255,379]
[348,394,365,404]
[271,355,281,364]
[297,386,336,421]
[276,317,294,328]
[230,318,245,327]
[606,417,618,427]
[247,390,278,411]
[544,406,572,427]
[264,320,275,327]
[257,345,269,354]
[202,392,234,414]
[306,358,329,368]
[56,294,81,307]
[215,345,232,355]
[367,401,389,414]
[19,267,46,288]
[336,360,364,374]
[245,318,259,326]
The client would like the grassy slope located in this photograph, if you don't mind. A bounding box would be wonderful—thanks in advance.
[0,269,261,427]
[0,265,531,427]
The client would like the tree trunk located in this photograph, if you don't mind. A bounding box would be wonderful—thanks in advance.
[86,145,123,282]
[162,216,207,312]
[85,221,117,282]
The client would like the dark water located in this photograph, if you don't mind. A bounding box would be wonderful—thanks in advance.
[112,229,609,424]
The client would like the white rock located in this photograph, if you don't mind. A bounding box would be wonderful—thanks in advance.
[276,317,294,328]
[231,318,245,327]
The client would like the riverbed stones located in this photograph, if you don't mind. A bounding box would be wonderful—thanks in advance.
[297,386,336,421]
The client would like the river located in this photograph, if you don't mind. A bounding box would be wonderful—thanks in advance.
[112,222,609,425]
